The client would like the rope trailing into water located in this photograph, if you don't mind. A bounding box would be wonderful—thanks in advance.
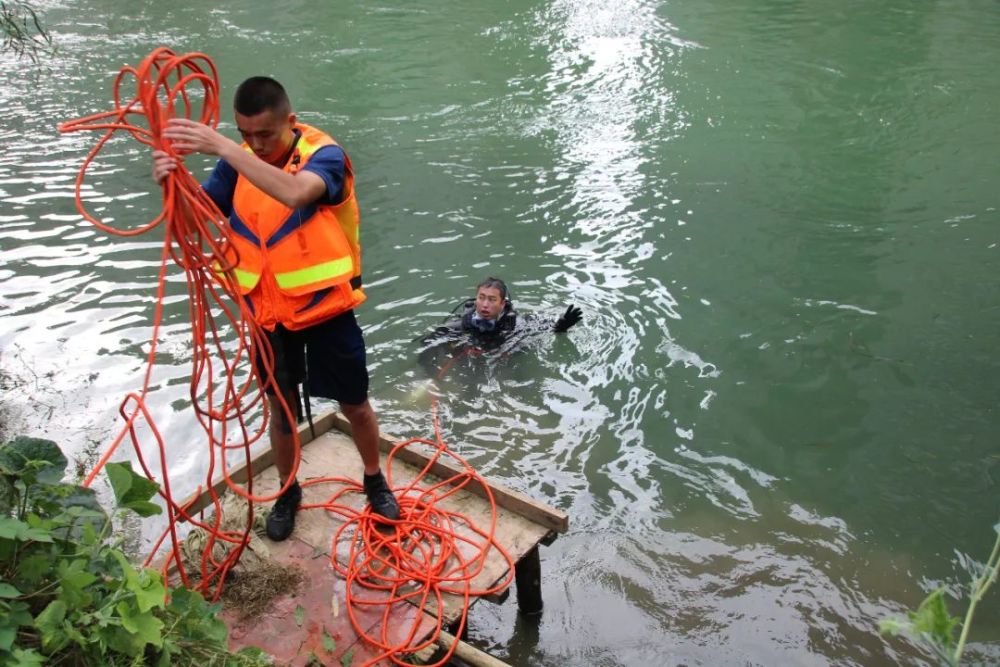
[58,46,301,601]
[59,47,515,667]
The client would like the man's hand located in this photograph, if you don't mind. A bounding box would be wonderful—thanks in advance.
[151,150,177,184]
[151,119,234,185]
[553,305,583,333]
[161,118,235,157]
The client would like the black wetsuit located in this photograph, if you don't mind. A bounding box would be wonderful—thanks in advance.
[417,299,527,374]
[417,298,580,376]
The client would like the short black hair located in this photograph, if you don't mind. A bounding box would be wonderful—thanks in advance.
[233,76,291,117]
[477,277,509,301]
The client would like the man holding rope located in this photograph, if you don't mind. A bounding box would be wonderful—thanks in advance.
[152,76,400,541]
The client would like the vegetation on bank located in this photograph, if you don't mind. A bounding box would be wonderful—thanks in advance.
[0,435,271,666]
[1,1,51,62]
[880,524,1000,666]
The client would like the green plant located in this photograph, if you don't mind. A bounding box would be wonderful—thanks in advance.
[0,435,272,666]
[880,521,1000,666]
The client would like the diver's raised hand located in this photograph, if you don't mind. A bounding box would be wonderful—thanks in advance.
[553,305,583,333]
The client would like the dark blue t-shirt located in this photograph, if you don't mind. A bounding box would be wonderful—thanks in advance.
[202,139,347,216]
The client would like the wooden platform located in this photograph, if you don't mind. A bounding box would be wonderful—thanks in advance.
[178,410,567,666]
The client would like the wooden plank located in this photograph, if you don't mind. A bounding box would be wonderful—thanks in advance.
[285,430,548,625]
[436,630,513,667]
[327,411,569,534]
[172,408,567,535]
[173,410,338,521]
[163,410,538,666]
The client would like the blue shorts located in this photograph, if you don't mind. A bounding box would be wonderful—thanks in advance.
[258,310,369,406]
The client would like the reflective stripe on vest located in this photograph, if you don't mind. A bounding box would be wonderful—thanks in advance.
[232,266,258,291]
[274,256,353,291]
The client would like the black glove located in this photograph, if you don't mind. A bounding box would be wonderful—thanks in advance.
[553,305,583,333]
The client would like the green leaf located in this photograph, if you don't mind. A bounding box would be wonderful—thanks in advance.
[0,436,67,484]
[109,547,137,579]
[106,624,146,656]
[0,624,15,652]
[53,485,108,532]
[56,558,97,607]
[80,519,99,544]
[0,474,16,513]
[235,646,269,658]
[0,517,24,539]
[111,551,165,613]
[165,585,201,615]
[128,499,162,517]
[155,646,173,667]
[0,516,53,542]
[116,600,165,650]
[196,615,229,644]
[909,588,960,649]
[341,648,354,667]
[132,568,167,613]
[106,461,162,516]
[3,600,33,627]
[88,604,115,630]
[879,617,908,637]
[0,583,20,598]
[58,558,97,587]
[322,628,336,653]
[34,598,70,653]
[0,604,30,653]
[295,604,305,627]
[8,647,46,666]
[17,552,53,584]
[60,618,86,647]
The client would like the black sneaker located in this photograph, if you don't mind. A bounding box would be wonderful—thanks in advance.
[363,471,400,521]
[266,480,302,541]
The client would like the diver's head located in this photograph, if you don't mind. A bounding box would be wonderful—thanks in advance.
[474,277,509,322]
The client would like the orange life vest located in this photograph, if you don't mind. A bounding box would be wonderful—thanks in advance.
[222,123,365,331]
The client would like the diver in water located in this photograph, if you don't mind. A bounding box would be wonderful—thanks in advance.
[417,277,583,374]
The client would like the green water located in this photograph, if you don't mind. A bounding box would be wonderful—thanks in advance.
[2,1,998,665]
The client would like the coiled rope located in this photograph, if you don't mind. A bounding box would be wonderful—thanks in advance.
[60,47,514,667]
[312,348,514,666]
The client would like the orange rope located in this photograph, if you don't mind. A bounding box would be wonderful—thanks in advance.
[58,47,301,601]
[308,348,514,667]
[60,47,515,667]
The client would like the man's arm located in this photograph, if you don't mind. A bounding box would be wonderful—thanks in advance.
[161,118,326,209]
